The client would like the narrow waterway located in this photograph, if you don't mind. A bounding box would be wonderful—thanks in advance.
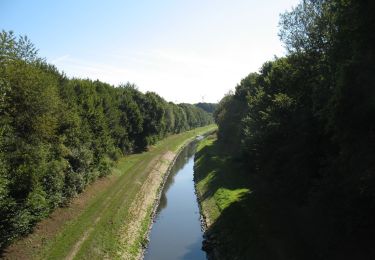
[144,140,206,260]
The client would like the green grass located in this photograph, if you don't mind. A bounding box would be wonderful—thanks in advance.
[194,134,312,259]
[195,136,250,222]
[194,135,266,259]
[27,125,217,260]
[214,187,249,211]
[194,135,258,259]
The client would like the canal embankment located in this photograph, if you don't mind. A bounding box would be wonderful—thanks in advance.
[143,139,207,260]
[2,125,216,260]
[193,133,312,260]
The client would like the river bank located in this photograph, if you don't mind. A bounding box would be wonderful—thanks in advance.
[193,134,319,260]
[141,130,215,260]
[2,125,216,260]
[193,134,252,259]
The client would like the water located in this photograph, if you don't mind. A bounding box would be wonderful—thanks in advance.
[144,141,206,260]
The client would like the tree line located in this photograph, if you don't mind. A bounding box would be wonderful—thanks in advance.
[214,0,374,257]
[194,102,217,114]
[0,31,213,250]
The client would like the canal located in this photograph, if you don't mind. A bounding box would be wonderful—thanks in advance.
[144,140,206,260]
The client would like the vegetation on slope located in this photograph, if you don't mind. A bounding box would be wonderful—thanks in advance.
[195,135,315,259]
[209,0,375,259]
[3,125,216,259]
[0,31,213,250]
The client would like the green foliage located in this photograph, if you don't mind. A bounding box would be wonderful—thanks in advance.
[194,102,217,114]
[0,30,40,63]
[0,31,214,250]
[214,0,375,258]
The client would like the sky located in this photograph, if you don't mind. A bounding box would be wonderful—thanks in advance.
[1,0,299,103]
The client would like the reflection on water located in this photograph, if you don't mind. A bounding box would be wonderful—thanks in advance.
[144,141,206,260]
[156,143,198,213]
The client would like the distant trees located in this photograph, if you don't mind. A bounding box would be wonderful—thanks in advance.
[215,0,375,257]
[0,31,213,249]
[194,102,217,114]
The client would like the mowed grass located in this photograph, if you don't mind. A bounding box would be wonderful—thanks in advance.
[194,136,250,223]
[13,125,216,260]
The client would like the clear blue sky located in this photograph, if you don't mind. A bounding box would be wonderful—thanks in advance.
[1,0,299,103]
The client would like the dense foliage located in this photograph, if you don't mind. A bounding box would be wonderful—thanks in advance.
[214,0,375,258]
[194,102,217,114]
[0,31,213,249]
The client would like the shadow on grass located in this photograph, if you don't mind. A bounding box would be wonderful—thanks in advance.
[194,140,250,201]
[194,139,317,260]
[195,137,375,260]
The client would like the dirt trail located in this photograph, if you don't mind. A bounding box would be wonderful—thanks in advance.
[3,154,148,260]
[2,175,117,260]
[65,196,111,260]
[64,158,148,260]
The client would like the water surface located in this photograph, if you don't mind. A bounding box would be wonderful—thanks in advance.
[144,142,206,260]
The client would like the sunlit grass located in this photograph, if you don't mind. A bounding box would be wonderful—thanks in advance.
[214,188,250,211]
[34,125,216,259]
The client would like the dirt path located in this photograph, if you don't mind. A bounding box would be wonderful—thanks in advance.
[65,194,113,260]
[2,174,118,260]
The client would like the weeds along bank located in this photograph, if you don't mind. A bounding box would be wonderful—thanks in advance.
[0,31,214,250]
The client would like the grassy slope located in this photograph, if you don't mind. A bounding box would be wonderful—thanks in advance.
[4,125,216,260]
[194,135,256,259]
[194,136,250,224]
[194,135,308,260]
